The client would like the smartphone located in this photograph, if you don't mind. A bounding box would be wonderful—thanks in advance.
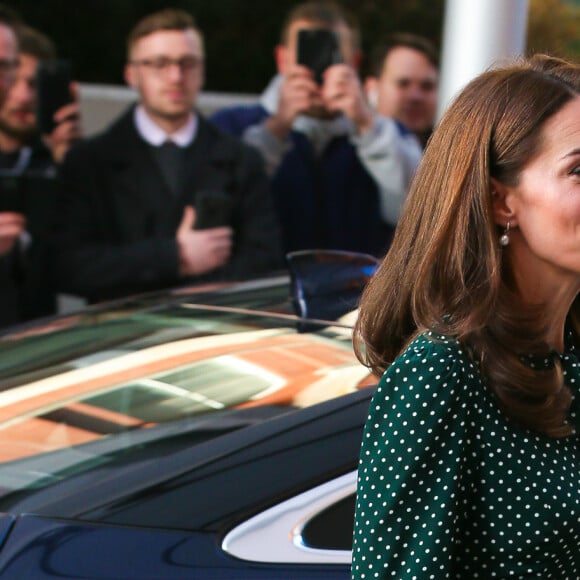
[0,174,59,235]
[194,192,234,230]
[296,28,342,84]
[36,59,73,134]
[0,174,25,214]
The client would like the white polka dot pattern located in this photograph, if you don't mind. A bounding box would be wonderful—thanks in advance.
[351,332,580,579]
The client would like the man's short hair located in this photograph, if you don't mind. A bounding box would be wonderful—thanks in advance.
[280,1,360,52]
[0,3,21,28]
[127,8,202,57]
[16,25,56,61]
[367,33,439,78]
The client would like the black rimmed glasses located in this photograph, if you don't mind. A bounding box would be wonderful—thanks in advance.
[130,56,203,75]
[0,58,17,75]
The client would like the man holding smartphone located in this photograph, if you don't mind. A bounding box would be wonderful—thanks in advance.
[211,1,422,257]
[0,7,22,327]
[0,22,81,326]
[54,9,281,303]
[0,25,81,172]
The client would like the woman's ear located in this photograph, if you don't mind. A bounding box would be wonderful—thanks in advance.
[491,178,517,227]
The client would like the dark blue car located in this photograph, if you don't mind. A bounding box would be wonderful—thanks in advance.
[0,252,379,579]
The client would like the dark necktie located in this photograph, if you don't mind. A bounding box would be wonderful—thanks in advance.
[156,140,183,197]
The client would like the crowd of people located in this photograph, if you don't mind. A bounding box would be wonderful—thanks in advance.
[0,1,439,326]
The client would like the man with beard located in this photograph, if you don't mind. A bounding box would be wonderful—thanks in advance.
[211,2,422,257]
[0,12,27,327]
[0,23,81,326]
[0,25,81,174]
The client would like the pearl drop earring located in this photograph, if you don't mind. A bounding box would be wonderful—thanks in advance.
[499,220,511,247]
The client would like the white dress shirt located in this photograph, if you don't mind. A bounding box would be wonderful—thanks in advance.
[134,106,198,147]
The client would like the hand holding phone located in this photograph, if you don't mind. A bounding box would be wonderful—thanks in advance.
[176,205,233,276]
[296,28,342,85]
[36,60,73,135]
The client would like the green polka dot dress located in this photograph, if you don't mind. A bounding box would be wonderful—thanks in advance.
[352,331,579,579]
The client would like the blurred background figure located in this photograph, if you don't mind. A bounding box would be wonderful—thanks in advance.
[0,20,81,327]
[0,6,16,102]
[0,24,82,173]
[54,8,281,304]
[0,8,30,327]
[212,1,422,257]
[365,33,438,148]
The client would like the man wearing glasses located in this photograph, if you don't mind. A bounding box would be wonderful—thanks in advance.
[0,19,15,95]
[54,9,281,303]
[0,10,24,326]
[0,25,82,326]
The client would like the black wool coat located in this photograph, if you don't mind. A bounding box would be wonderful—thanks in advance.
[54,106,283,302]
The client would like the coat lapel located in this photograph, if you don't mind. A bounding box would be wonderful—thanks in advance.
[101,110,240,236]
[104,110,182,236]
[179,117,239,205]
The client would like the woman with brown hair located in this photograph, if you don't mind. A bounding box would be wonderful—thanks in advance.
[351,54,580,579]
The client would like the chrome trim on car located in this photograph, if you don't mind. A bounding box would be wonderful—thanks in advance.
[222,471,356,564]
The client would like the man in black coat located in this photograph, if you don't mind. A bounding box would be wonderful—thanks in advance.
[0,12,20,327]
[0,24,82,326]
[54,8,282,303]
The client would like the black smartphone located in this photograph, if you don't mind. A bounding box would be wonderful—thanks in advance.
[0,174,59,235]
[36,59,73,134]
[296,28,342,85]
[0,174,25,214]
[194,192,234,230]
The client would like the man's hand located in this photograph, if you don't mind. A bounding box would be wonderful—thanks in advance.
[42,82,82,164]
[176,206,233,276]
[321,64,374,134]
[0,212,26,256]
[266,64,320,140]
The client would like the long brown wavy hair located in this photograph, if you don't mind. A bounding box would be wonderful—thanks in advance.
[355,54,580,438]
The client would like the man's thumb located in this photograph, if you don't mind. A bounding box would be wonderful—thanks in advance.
[178,205,196,233]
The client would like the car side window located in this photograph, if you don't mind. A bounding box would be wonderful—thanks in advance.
[300,493,356,551]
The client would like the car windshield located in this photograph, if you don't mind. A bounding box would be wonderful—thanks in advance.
[0,278,371,501]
